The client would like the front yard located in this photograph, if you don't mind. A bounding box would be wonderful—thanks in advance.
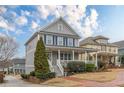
[41,69,124,87]
[71,69,120,82]
[42,77,80,87]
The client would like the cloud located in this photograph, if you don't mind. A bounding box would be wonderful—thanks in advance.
[36,5,100,38]
[15,30,25,35]
[31,21,39,29]
[21,10,30,16]
[0,16,15,31]
[0,5,100,39]
[82,9,99,37]
[0,6,7,14]
[16,16,28,25]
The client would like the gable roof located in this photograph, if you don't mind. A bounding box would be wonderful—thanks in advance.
[80,35,117,47]
[38,17,80,38]
[93,35,109,40]
[112,40,124,49]
[25,17,80,45]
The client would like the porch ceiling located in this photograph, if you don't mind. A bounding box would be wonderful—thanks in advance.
[46,45,97,53]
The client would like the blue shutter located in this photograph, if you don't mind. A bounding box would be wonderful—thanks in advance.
[73,39,75,47]
[66,37,68,46]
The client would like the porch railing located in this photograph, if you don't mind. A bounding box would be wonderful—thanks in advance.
[48,60,54,72]
[57,59,64,76]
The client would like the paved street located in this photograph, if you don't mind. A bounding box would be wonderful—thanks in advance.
[0,75,49,87]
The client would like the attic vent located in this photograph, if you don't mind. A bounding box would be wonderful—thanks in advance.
[58,24,63,31]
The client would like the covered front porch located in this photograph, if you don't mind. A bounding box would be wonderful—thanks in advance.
[46,46,98,76]
[96,51,119,67]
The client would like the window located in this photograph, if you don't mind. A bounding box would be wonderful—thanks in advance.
[60,53,64,60]
[101,46,106,51]
[58,24,63,31]
[68,54,71,60]
[46,35,53,45]
[58,36,63,46]
[68,38,73,46]
[60,53,71,60]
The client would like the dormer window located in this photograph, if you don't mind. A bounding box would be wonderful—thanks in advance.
[58,24,63,31]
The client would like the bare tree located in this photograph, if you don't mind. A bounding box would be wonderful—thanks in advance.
[0,36,18,70]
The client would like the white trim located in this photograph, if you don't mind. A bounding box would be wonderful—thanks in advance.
[72,50,74,61]
[25,65,34,67]
[85,51,87,63]
[95,52,98,69]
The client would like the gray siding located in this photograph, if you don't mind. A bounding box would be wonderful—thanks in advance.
[42,19,79,37]
[25,35,39,74]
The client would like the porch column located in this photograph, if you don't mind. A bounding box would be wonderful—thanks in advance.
[95,52,98,69]
[85,51,87,63]
[51,52,53,62]
[72,50,74,61]
[58,50,60,61]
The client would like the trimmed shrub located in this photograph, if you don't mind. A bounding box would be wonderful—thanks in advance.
[86,63,95,72]
[35,71,56,80]
[67,62,85,73]
[35,71,43,79]
[21,74,29,79]
[47,72,56,78]
[30,71,35,76]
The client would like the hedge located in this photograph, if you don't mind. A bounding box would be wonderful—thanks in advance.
[35,72,56,80]
[85,63,95,72]
[67,62,85,73]
[21,74,30,79]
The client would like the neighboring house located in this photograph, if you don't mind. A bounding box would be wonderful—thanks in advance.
[113,40,124,55]
[79,35,119,67]
[10,58,25,74]
[113,40,124,65]
[25,17,98,76]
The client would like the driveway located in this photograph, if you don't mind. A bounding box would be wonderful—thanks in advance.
[0,75,49,87]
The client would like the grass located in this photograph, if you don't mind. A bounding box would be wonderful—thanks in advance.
[42,69,124,86]
[42,77,80,87]
[71,69,121,82]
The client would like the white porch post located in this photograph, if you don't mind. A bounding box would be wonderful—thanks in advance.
[72,50,74,61]
[85,51,87,64]
[95,52,98,69]
[51,52,53,62]
[58,50,60,61]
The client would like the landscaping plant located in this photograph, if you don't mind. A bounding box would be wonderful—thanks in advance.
[34,37,50,73]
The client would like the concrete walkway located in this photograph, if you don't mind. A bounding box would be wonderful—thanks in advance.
[0,75,49,87]
[64,70,124,87]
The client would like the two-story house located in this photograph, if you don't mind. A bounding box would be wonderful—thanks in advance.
[80,35,119,67]
[25,17,97,76]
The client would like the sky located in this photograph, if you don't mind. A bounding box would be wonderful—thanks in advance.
[0,5,124,58]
